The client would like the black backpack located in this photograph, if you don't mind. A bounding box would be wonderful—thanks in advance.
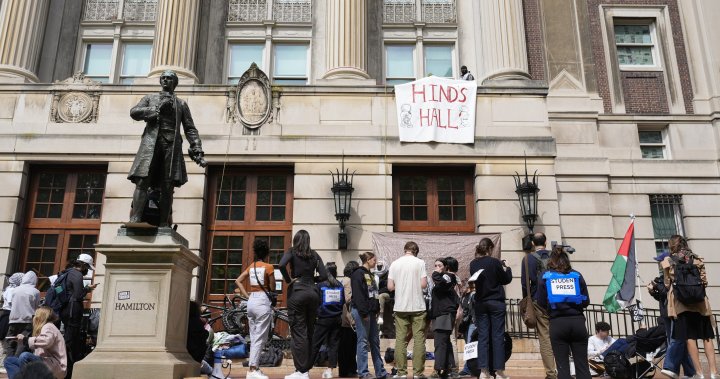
[531,251,551,280]
[44,270,71,316]
[258,345,283,367]
[672,255,706,304]
[604,350,631,379]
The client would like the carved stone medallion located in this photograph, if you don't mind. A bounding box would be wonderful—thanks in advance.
[235,63,271,129]
[57,92,94,123]
[51,72,101,123]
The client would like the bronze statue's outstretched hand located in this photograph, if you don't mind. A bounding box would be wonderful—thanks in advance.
[189,147,208,168]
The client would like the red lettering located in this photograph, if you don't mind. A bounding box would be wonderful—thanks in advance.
[432,108,443,128]
[412,84,426,103]
[448,86,458,102]
[419,108,430,126]
[459,88,468,103]
[439,86,450,102]
[447,109,457,129]
[429,84,438,102]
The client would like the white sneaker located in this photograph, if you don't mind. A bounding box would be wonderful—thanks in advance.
[479,369,491,379]
[323,368,334,379]
[661,369,679,379]
[248,369,269,379]
[495,370,509,379]
[285,371,310,379]
[0,367,6,374]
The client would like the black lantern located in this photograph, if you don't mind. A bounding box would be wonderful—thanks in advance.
[513,157,540,233]
[330,158,355,250]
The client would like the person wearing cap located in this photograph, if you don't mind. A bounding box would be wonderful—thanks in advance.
[61,254,98,376]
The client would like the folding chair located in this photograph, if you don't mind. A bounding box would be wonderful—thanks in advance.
[630,343,667,378]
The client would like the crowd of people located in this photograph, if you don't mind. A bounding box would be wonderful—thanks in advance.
[1,229,717,379]
[1,254,96,379]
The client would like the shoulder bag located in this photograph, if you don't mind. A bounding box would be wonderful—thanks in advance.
[253,262,278,307]
[518,255,538,329]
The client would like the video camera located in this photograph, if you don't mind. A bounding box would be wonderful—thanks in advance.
[550,241,575,254]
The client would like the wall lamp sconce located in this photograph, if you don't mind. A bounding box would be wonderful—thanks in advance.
[330,157,355,250]
[513,156,539,248]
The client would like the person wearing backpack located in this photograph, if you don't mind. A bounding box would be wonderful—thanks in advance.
[61,254,97,377]
[647,253,697,377]
[520,232,557,379]
[660,235,714,379]
[470,238,512,379]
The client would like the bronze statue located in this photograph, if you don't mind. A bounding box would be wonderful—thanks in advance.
[127,70,207,228]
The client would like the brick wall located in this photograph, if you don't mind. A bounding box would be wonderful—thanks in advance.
[523,0,545,81]
[586,0,694,114]
[621,72,670,113]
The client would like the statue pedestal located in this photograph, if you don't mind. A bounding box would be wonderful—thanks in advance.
[74,228,204,379]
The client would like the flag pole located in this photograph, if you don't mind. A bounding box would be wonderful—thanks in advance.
[630,214,641,304]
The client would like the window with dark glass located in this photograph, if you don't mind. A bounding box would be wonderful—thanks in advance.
[205,168,293,305]
[649,194,684,255]
[21,167,106,291]
[393,167,474,232]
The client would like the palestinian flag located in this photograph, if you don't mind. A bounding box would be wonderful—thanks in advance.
[603,220,637,313]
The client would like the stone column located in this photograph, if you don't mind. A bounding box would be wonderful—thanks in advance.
[322,0,370,80]
[0,0,50,83]
[148,0,200,81]
[477,0,530,81]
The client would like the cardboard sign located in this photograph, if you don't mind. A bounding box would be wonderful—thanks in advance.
[464,341,478,360]
[395,76,477,144]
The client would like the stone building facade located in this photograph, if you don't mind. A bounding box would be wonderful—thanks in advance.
[0,0,718,310]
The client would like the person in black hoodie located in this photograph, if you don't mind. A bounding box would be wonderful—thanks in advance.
[537,247,590,379]
[470,238,512,379]
[279,230,329,379]
[62,254,98,377]
[430,258,459,379]
[351,252,388,379]
[312,262,345,379]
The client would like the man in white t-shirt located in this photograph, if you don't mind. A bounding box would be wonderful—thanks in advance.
[388,241,428,379]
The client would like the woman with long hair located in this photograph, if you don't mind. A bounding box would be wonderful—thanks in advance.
[660,235,715,379]
[235,239,276,379]
[3,306,67,379]
[470,238,512,379]
[350,251,387,379]
[537,247,590,379]
[430,258,459,379]
[279,230,328,379]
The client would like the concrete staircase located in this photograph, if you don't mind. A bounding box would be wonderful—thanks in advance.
[220,338,547,378]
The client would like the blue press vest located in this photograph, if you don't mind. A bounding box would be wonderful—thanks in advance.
[542,271,587,308]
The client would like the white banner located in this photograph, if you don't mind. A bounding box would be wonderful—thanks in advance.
[463,341,478,361]
[395,76,477,143]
